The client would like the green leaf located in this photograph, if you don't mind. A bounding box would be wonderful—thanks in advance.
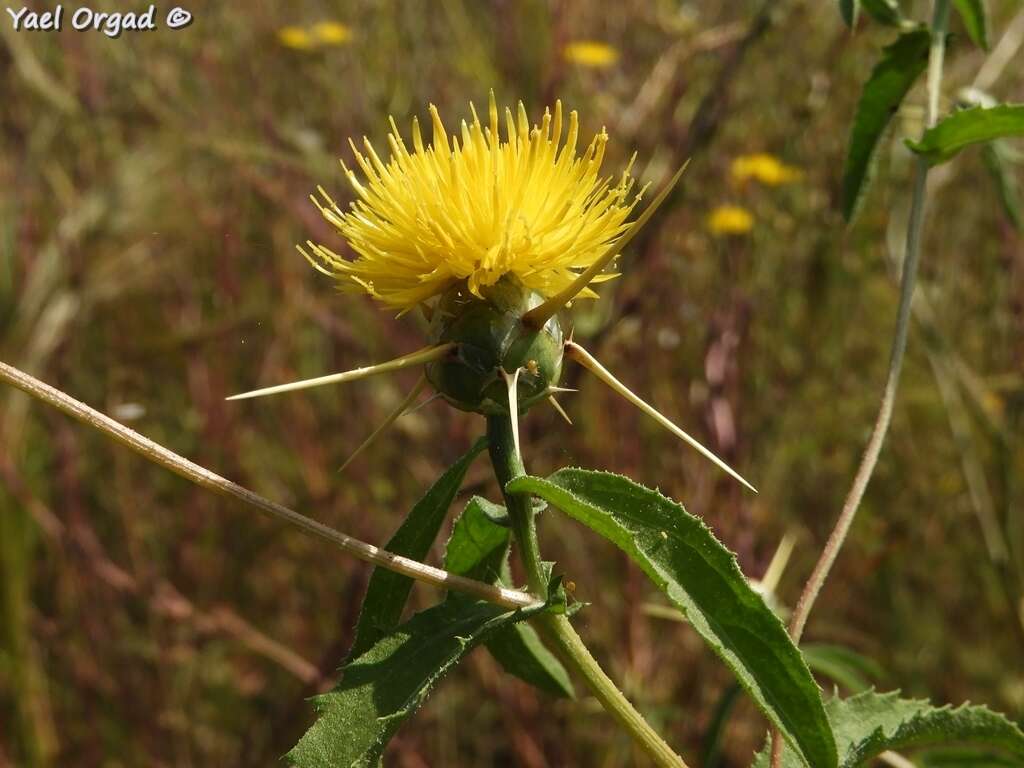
[840,0,860,27]
[983,141,1024,230]
[702,684,743,768]
[444,496,575,699]
[802,644,885,694]
[443,496,510,586]
[348,437,487,659]
[861,0,903,27]
[507,469,837,768]
[287,600,539,768]
[920,747,1024,766]
[841,29,931,221]
[754,690,1024,768]
[952,0,990,49]
[485,615,574,698]
[908,105,1024,165]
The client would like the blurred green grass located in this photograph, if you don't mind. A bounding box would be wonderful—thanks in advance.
[1,1,1023,765]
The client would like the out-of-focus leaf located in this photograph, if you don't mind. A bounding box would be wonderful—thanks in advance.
[754,690,1024,767]
[702,684,743,768]
[842,29,931,221]
[862,0,903,27]
[802,644,885,693]
[920,747,1023,766]
[443,496,574,698]
[907,105,1024,165]
[348,438,487,659]
[983,142,1023,230]
[952,0,990,50]
[508,469,837,768]
[287,600,539,768]
[840,0,860,27]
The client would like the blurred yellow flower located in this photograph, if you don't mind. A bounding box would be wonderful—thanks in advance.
[564,41,620,68]
[311,21,352,45]
[304,93,644,311]
[277,26,315,50]
[730,153,801,185]
[707,205,754,236]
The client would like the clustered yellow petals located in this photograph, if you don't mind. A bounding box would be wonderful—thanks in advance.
[706,205,754,236]
[311,21,352,45]
[304,94,644,312]
[730,153,801,186]
[563,40,620,69]
[277,21,352,50]
[277,25,315,50]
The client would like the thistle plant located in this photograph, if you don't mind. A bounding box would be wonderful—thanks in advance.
[4,3,1024,766]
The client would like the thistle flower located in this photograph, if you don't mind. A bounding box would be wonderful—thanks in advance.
[563,41,620,68]
[231,97,755,490]
[277,26,315,50]
[730,153,801,186]
[303,94,643,312]
[311,21,352,45]
[707,204,754,236]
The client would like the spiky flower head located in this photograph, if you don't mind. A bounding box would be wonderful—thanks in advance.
[303,94,644,313]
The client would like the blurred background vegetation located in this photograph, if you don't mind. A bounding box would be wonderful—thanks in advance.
[2,0,1023,765]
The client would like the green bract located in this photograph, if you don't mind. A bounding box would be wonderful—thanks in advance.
[426,278,564,415]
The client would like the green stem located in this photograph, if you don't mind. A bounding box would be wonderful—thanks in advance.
[486,414,688,768]
[788,0,952,646]
[771,2,951,765]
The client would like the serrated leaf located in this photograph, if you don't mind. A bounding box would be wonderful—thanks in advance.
[982,142,1022,229]
[444,496,574,699]
[952,0,990,49]
[443,496,510,586]
[840,0,860,27]
[862,0,903,27]
[287,600,539,768]
[754,689,1024,768]
[908,105,1024,165]
[803,644,885,694]
[348,437,487,659]
[507,469,837,768]
[842,29,931,221]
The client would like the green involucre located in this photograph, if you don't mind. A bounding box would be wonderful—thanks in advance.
[426,279,564,415]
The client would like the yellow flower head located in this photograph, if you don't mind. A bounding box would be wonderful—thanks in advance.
[277,25,315,50]
[563,40,620,68]
[311,21,352,45]
[730,153,801,186]
[304,94,644,312]
[707,205,754,236]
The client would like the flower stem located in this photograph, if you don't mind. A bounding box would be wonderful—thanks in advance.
[486,414,688,768]
[0,360,537,610]
[771,2,951,765]
[788,0,951,646]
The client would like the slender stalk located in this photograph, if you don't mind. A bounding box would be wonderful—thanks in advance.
[771,2,951,764]
[0,361,537,610]
[788,0,951,645]
[486,414,688,768]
